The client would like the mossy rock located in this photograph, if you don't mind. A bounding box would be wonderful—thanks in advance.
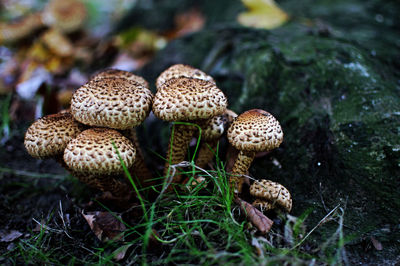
[140,23,400,260]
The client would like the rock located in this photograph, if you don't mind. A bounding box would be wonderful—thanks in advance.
[134,0,400,262]
[140,18,399,266]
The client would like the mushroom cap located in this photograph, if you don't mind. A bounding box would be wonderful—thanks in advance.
[0,13,43,43]
[63,128,136,176]
[252,199,274,212]
[42,0,87,33]
[24,110,83,158]
[202,109,237,141]
[91,69,149,89]
[41,28,74,57]
[70,77,153,130]
[156,64,215,89]
[250,179,292,212]
[227,109,283,152]
[152,77,227,122]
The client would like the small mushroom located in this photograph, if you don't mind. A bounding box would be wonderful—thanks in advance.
[0,13,44,44]
[63,128,136,196]
[156,64,215,90]
[152,77,227,185]
[195,109,237,169]
[24,110,84,160]
[42,0,87,33]
[227,109,283,193]
[40,28,74,57]
[250,179,292,213]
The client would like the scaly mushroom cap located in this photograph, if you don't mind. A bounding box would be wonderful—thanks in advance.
[250,179,292,212]
[71,77,153,130]
[42,0,87,33]
[24,110,83,158]
[41,28,74,57]
[63,128,136,176]
[91,69,149,89]
[0,13,43,43]
[202,109,237,141]
[227,109,283,152]
[156,64,215,89]
[152,77,227,122]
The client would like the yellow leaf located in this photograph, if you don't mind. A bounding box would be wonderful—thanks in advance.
[238,0,289,29]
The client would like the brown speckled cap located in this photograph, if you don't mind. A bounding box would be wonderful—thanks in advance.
[227,109,283,152]
[71,77,153,130]
[42,0,86,33]
[156,64,215,89]
[0,13,43,43]
[63,128,136,175]
[250,179,292,212]
[252,199,274,212]
[91,69,149,89]
[152,77,227,122]
[202,109,237,141]
[24,110,83,158]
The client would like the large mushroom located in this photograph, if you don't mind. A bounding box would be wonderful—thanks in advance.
[70,76,154,187]
[227,109,283,193]
[63,128,136,196]
[152,77,227,186]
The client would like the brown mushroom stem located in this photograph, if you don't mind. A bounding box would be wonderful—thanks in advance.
[73,172,132,197]
[195,139,219,169]
[230,150,256,193]
[164,123,197,185]
[122,129,155,187]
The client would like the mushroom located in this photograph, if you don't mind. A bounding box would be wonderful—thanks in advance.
[0,13,44,44]
[91,69,149,89]
[42,0,87,33]
[63,128,136,196]
[70,77,153,130]
[24,109,84,161]
[227,109,283,193]
[70,76,154,187]
[152,77,227,185]
[40,28,74,57]
[195,109,237,169]
[156,64,215,90]
[250,179,292,213]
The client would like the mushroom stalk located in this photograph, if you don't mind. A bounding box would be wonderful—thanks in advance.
[195,139,218,169]
[164,123,197,183]
[122,129,154,187]
[230,150,256,193]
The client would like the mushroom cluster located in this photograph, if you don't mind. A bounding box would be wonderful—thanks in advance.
[24,64,292,215]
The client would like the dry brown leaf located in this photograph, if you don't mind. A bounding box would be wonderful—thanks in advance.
[371,236,383,251]
[113,243,133,261]
[238,0,288,29]
[234,196,273,234]
[0,230,23,242]
[82,211,126,242]
[168,8,205,39]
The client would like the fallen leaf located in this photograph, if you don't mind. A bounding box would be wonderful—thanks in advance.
[371,237,383,251]
[113,243,133,261]
[0,230,23,242]
[167,8,205,39]
[82,211,126,242]
[238,0,289,29]
[234,196,273,234]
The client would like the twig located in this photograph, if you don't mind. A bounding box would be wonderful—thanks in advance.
[291,204,340,250]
